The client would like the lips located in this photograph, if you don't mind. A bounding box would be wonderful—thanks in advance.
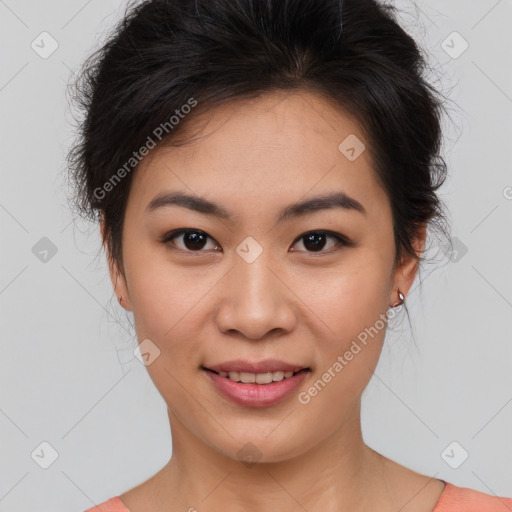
[203,365,310,407]
[203,359,309,374]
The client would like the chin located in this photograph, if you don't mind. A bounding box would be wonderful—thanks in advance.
[206,426,314,465]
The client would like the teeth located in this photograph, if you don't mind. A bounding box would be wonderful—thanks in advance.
[240,372,256,383]
[216,370,301,383]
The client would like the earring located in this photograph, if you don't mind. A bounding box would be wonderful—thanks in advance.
[391,288,405,308]
[118,295,126,304]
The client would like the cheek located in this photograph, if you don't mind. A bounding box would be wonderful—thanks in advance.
[304,258,391,385]
[124,258,209,404]
[306,253,391,334]
[128,271,209,354]
[123,237,205,328]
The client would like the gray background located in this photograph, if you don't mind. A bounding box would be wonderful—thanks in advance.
[1,0,511,510]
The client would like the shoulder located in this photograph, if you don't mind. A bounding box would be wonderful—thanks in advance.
[434,481,512,512]
[83,496,131,512]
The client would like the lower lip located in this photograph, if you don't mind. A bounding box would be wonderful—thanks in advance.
[203,368,310,407]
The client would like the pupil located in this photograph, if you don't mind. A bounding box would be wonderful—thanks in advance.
[184,231,206,250]
[304,233,326,252]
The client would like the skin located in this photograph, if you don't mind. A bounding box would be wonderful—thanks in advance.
[102,89,445,512]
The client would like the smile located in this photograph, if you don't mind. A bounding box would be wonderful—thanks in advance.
[202,367,311,407]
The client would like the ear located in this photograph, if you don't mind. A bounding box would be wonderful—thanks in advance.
[389,224,427,305]
[100,214,132,311]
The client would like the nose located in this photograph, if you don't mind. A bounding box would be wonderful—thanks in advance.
[214,252,297,341]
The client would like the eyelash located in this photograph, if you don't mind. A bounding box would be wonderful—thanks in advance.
[160,229,352,255]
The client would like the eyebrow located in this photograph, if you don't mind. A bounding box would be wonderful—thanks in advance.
[145,190,367,222]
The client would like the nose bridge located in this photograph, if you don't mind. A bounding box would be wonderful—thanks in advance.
[215,241,295,339]
[236,247,276,305]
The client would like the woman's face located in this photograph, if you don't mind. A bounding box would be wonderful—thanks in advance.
[106,89,421,463]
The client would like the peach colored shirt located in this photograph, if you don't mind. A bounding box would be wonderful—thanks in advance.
[83,481,512,512]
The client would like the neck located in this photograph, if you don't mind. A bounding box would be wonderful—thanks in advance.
[149,400,387,512]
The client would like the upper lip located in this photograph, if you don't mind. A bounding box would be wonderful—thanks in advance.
[203,359,309,374]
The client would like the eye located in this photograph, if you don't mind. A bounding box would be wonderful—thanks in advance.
[290,230,350,254]
[161,228,351,255]
[161,229,221,253]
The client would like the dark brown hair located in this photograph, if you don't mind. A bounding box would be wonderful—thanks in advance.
[67,0,450,278]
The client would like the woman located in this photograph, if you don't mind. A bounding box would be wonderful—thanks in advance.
[67,0,512,510]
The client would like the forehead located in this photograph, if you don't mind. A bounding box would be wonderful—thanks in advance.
[128,89,389,221]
